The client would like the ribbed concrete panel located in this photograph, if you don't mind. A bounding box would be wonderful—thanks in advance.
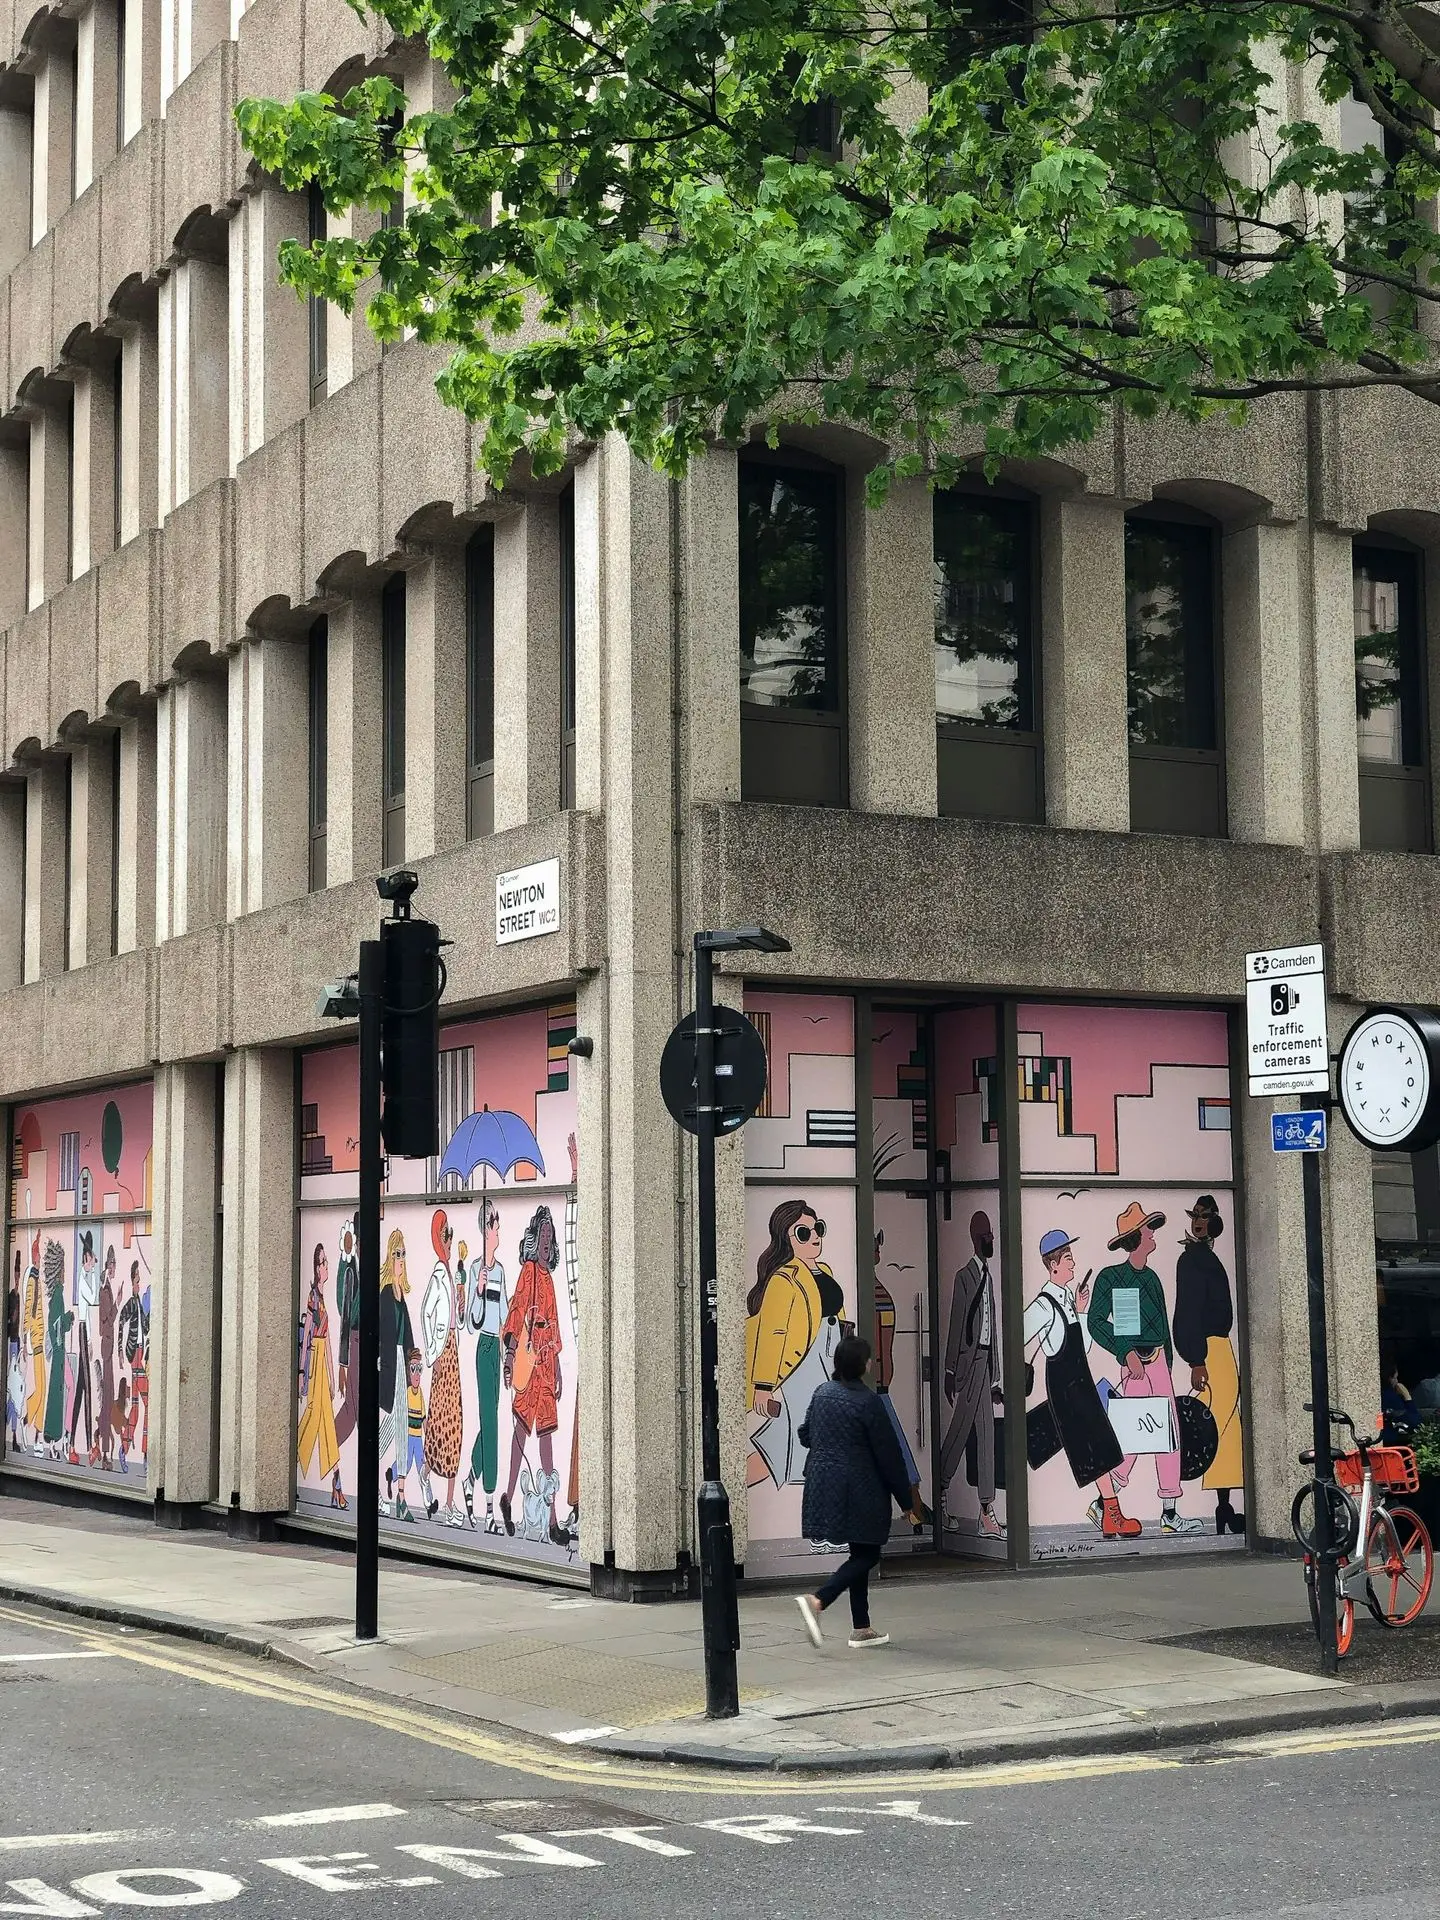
[96,527,161,709]
[160,39,237,252]
[45,561,99,734]
[5,599,48,761]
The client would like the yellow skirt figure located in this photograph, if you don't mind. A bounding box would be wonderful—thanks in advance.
[24,1319,45,1435]
[298,1357,339,1483]
[1200,1336,1243,1490]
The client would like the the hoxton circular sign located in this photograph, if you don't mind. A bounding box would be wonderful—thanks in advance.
[1338,1005,1440,1152]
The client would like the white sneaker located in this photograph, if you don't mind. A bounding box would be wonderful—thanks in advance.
[849,1630,890,1650]
[796,1594,824,1648]
[1161,1508,1205,1536]
[1085,1497,1104,1531]
[445,1506,465,1529]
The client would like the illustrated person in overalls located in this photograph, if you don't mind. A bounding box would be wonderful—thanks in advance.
[1023,1230,1139,1540]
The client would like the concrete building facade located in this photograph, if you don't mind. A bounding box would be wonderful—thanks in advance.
[0,0,1437,1592]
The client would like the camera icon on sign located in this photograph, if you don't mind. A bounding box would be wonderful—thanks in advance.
[1270,982,1300,1016]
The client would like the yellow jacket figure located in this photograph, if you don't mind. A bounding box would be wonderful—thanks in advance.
[746,1200,847,1489]
[746,1256,831,1399]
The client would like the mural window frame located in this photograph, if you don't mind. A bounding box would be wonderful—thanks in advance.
[1354,535,1431,854]
[933,482,1043,823]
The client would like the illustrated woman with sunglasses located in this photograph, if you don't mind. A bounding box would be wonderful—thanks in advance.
[745,1199,847,1488]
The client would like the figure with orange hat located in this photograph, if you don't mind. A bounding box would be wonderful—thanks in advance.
[1087,1203,1204,1535]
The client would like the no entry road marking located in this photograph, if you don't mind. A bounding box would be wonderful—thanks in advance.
[245,1806,404,1830]
[0,1839,147,1858]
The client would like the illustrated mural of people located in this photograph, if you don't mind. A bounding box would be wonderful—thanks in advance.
[5,1249,21,1452]
[378,1228,420,1516]
[1174,1194,1244,1535]
[68,1229,99,1465]
[332,1217,360,1453]
[563,1132,580,1543]
[500,1204,566,1545]
[462,1199,507,1533]
[745,1200,846,1489]
[1025,1229,1139,1538]
[871,1230,923,1529]
[95,1246,117,1471]
[42,1240,72,1456]
[297,1243,343,1508]
[1087,1203,1204,1537]
[938,1210,1002,1539]
[398,1349,427,1522]
[117,1260,149,1471]
[422,1209,465,1528]
[23,1236,44,1453]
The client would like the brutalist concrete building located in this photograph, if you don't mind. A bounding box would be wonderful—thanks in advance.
[0,0,1435,1594]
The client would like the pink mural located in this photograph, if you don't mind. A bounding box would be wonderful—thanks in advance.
[297,1001,581,1567]
[5,1083,154,1488]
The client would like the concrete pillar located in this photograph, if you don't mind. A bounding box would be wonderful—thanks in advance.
[226,635,308,918]
[0,105,31,276]
[115,706,157,953]
[75,0,120,196]
[31,49,75,243]
[67,735,117,968]
[323,207,354,397]
[235,188,308,462]
[571,453,603,813]
[180,0,229,89]
[117,315,160,544]
[0,438,27,629]
[1222,521,1306,847]
[157,671,226,940]
[493,500,563,830]
[324,596,383,885]
[23,760,68,982]
[71,364,118,579]
[150,1061,221,1509]
[402,547,467,860]
[120,0,160,142]
[171,256,230,508]
[1237,1092,1310,1543]
[28,400,72,610]
[574,435,683,1576]
[0,784,26,989]
[1040,492,1129,832]
[218,1048,295,1514]
[847,474,936,816]
[1311,526,1361,853]
[681,449,741,807]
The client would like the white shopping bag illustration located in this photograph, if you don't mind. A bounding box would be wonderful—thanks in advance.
[1106,1393,1175,1455]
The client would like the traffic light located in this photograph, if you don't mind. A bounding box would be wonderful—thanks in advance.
[379,894,442,1159]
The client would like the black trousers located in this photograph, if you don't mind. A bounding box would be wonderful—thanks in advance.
[816,1541,883,1629]
[68,1322,92,1451]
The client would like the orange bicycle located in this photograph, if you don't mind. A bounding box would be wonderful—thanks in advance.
[1292,1407,1434,1655]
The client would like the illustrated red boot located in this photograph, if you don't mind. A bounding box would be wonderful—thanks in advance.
[1102,1496,1142,1539]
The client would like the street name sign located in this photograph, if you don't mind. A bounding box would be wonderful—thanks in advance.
[1245,943,1329,1097]
[496,857,561,945]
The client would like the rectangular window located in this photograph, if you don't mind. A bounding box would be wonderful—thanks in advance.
[738,456,846,806]
[381,576,406,867]
[1355,543,1430,852]
[111,342,124,552]
[308,183,327,407]
[1125,514,1225,836]
[466,526,495,838]
[108,727,121,956]
[933,489,1041,821]
[62,754,73,968]
[559,487,576,810]
[116,0,127,151]
[307,617,328,890]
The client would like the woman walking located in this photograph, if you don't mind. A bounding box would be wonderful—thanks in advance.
[794,1335,918,1651]
[422,1209,465,1528]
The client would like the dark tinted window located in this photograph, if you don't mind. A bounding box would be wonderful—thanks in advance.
[739,462,841,712]
[466,527,495,838]
[559,487,576,809]
[1355,548,1424,768]
[308,617,328,891]
[933,493,1033,729]
[1125,520,1217,751]
[381,575,406,866]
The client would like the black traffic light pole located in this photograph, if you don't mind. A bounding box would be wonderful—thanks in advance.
[1302,1127,1339,1676]
[355,936,383,1643]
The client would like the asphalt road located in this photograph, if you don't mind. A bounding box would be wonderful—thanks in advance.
[2,1598,1438,1920]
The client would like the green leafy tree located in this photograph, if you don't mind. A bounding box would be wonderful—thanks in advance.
[237,0,1440,498]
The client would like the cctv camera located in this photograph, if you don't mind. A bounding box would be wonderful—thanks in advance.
[316,974,360,1020]
[376,869,420,917]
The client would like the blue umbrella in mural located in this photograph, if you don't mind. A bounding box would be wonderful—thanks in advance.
[439,1107,546,1187]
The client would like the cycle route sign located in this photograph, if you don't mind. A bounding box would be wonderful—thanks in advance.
[1245,943,1329,1097]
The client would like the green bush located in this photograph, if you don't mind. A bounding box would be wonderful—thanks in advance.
[1412,1420,1440,1481]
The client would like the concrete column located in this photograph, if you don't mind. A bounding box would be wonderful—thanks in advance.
[1311,526,1361,853]
[117,315,160,544]
[0,438,27,629]
[575,969,611,1564]
[226,635,308,918]
[681,449,741,807]
[31,49,75,243]
[236,188,308,460]
[0,105,31,275]
[150,1061,221,1509]
[28,400,72,610]
[1237,1093,1310,1542]
[67,735,116,967]
[847,474,936,815]
[571,451,603,813]
[402,547,467,860]
[0,784,26,989]
[75,0,120,196]
[493,500,563,830]
[218,1048,295,1514]
[1040,492,1129,832]
[1222,521,1306,847]
[115,707,157,953]
[120,0,160,142]
[324,207,354,396]
[23,761,68,982]
[71,363,118,579]
[172,256,230,507]
[158,671,227,940]
[181,0,229,88]
[324,596,383,885]
[1322,1004,1382,1430]
[575,434,683,1576]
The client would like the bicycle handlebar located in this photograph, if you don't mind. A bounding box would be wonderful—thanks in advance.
[1303,1403,1356,1432]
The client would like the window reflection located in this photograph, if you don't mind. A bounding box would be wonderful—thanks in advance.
[1125,521,1217,751]
[933,494,1032,729]
[1355,551,1421,768]
[739,463,841,711]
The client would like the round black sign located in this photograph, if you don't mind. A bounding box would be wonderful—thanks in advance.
[660,1006,768,1136]
[1338,1004,1440,1154]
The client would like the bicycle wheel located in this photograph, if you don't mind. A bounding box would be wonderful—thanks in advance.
[1292,1478,1359,1557]
[1365,1504,1435,1627]
[1307,1553,1355,1656]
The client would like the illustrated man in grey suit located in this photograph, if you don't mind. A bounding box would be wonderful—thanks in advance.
[939,1210,1004,1539]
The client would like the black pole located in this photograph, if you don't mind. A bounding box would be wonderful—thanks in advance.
[694,937,740,1717]
[355,937,383,1643]
[1302,1138,1338,1677]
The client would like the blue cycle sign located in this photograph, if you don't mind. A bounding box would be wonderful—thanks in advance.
[1271,1110,1327,1153]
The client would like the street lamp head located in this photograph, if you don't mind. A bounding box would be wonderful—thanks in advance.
[695,926,791,956]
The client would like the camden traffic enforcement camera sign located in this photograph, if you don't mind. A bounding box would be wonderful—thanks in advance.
[1245,943,1329,1096]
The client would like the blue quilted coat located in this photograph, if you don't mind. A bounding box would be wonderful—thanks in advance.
[799,1379,913,1546]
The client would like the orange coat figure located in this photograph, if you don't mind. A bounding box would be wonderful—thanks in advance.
[503,1256,562,1437]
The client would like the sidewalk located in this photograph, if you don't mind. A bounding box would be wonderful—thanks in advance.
[3,1491,1437,1772]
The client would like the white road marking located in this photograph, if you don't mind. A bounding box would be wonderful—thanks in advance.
[0,1884,101,1918]
[0,1653,115,1665]
[553,1827,693,1858]
[552,1727,622,1743]
[397,1838,601,1877]
[246,1805,404,1830]
[817,1799,971,1828]
[70,1872,244,1909]
[698,1814,866,1846]
[260,1853,438,1893]
[0,1839,146,1858]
